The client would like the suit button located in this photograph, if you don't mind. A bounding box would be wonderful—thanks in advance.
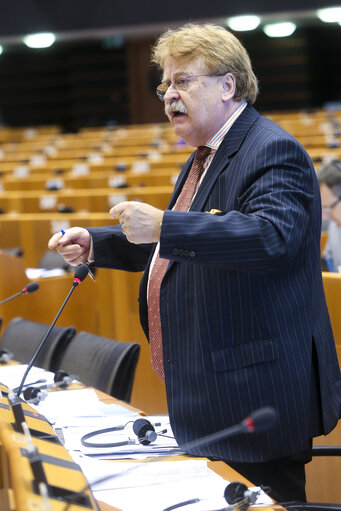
[173,248,179,255]
[189,251,196,258]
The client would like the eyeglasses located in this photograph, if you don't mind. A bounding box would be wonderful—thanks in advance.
[322,198,340,215]
[156,73,225,101]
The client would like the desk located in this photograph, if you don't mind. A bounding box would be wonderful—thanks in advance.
[305,272,341,503]
[0,374,273,511]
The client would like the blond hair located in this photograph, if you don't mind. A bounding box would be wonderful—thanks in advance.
[151,23,258,104]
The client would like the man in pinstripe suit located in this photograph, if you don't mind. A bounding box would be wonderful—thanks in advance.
[49,24,341,502]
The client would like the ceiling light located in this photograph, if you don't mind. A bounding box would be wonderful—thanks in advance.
[227,15,261,32]
[0,45,3,55]
[23,32,56,49]
[317,6,341,23]
[263,22,296,38]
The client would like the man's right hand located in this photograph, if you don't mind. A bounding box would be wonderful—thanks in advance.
[48,227,91,266]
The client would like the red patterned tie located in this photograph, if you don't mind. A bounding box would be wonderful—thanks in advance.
[148,146,211,381]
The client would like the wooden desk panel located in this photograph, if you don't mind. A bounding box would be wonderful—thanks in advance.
[305,272,341,503]
[306,423,341,503]
[0,187,173,215]
[0,213,115,267]
[0,384,98,511]
[0,253,30,331]
[322,272,341,363]
[1,169,179,192]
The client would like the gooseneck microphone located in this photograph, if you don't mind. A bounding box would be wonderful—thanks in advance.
[0,281,40,306]
[179,406,277,453]
[15,265,89,398]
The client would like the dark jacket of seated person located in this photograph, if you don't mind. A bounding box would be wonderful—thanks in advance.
[317,160,341,272]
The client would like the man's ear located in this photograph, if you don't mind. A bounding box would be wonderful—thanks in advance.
[221,73,236,102]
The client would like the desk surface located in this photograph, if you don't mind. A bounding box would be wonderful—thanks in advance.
[0,366,274,511]
[94,391,261,511]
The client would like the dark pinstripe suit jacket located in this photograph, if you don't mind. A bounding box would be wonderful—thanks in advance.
[88,105,341,462]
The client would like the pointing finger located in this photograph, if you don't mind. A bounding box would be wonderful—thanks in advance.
[110,201,132,218]
[48,232,63,250]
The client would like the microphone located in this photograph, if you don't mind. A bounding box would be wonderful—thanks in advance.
[0,281,39,306]
[15,265,89,398]
[23,386,48,405]
[0,348,14,364]
[179,406,277,453]
[224,481,261,511]
[22,371,77,404]
[241,406,277,433]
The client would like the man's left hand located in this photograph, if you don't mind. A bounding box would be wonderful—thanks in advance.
[110,201,164,244]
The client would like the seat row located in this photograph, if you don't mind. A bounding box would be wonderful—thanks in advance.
[0,185,173,215]
[0,316,140,402]
[0,167,179,192]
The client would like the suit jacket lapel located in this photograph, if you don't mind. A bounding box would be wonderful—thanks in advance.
[140,105,261,335]
[162,105,260,280]
[192,104,260,211]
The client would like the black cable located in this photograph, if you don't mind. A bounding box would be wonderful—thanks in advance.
[80,421,135,448]
[162,498,201,511]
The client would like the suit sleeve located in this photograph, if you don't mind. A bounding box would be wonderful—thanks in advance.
[87,225,154,272]
[159,137,317,272]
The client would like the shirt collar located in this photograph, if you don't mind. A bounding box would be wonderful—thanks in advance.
[205,101,247,150]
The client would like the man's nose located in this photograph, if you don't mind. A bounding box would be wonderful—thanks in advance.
[164,83,180,102]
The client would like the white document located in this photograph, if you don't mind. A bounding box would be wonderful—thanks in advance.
[74,456,273,511]
[0,364,55,392]
[30,388,138,424]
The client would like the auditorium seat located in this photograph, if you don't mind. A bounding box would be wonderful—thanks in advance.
[55,331,140,402]
[0,317,76,371]
[37,250,72,272]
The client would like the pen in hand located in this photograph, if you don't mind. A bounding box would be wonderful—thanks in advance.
[60,229,96,282]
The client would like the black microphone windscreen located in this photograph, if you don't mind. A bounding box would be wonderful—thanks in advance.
[224,482,248,504]
[24,282,39,293]
[247,406,278,433]
[23,386,40,401]
[74,264,89,282]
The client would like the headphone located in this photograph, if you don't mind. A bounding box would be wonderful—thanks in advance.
[81,418,170,448]
[0,348,13,364]
[23,370,75,404]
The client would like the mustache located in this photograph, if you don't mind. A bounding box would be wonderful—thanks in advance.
[165,100,188,116]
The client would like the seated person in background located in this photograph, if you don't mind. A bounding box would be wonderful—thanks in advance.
[317,160,341,272]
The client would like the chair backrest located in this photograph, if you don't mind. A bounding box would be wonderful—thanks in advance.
[0,317,76,371]
[38,250,72,271]
[55,331,140,402]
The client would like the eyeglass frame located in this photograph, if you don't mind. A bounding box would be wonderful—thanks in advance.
[156,73,226,101]
[322,197,341,215]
